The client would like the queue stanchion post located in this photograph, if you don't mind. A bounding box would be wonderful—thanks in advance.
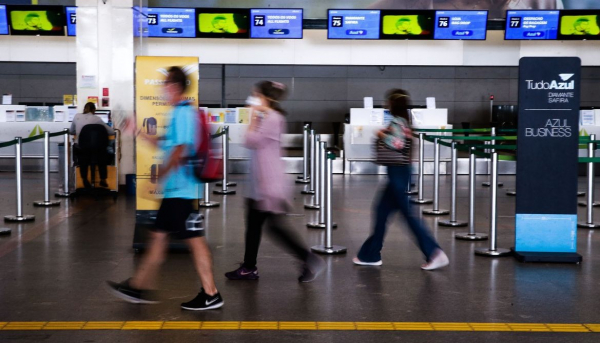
[311,151,346,255]
[214,126,236,195]
[308,141,337,228]
[296,124,310,184]
[456,147,488,240]
[578,135,599,207]
[55,129,73,198]
[482,127,503,188]
[5,137,35,222]
[578,134,599,228]
[305,137,322,210]
[34,131,61,207]
[439,141,467,227]
[199,183,220,208]
[302,130,316,195]
[475,151,510,256]
[406,167,418,195]
[423,137,449,215]
[411,133,432,205]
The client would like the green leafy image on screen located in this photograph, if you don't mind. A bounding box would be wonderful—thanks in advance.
[10,10,61,31]
[198,13,247,34]
[382,15,430,36]
[560,15,600,36]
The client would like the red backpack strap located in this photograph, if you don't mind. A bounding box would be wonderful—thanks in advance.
[198,108,210,153]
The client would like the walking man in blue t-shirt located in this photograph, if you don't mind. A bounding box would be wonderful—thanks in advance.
[106,66,223,310]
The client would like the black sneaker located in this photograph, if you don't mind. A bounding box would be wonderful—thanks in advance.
[99,180,109,188]
[225,265,259,280]
[181,289,224,311]
[105,279,158,304]
[298,253,326,283]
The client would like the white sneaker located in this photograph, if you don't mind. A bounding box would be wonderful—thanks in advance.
[353,257,383,266]
[421,250,449,271]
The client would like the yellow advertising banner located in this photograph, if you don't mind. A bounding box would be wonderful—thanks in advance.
[135,56,199,211]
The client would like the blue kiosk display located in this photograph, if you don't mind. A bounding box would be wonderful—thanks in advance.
[514,57,582,263]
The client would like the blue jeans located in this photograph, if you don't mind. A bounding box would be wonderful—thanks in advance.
[357,165,441,262]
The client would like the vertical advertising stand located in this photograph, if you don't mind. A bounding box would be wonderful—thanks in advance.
[132,56,199,251]
[514,57,582,263]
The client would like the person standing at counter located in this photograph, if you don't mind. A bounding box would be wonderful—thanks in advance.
[353,89,449,271]
[225,81,326,283]
[70,102,114,188]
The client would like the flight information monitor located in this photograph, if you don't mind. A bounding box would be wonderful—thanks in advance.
[380,10,435,40]
[65,6,76,36]
[145,7,196,38]
[505,10,559,40]
[558,10,600,40]
[327,9,381,40]
[250,8,303,39]
[0,5,8,35]
[434,10,488,40]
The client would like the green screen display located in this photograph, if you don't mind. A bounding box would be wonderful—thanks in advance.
[8,5,65,36]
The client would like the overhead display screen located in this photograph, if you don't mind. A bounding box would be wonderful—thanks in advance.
[434,10,488,40]
[328,9,381,40]
[65,6,76,37]
[197,8,250,38]
[0,5,8,35]
[145,7,196,38]
[380,10,435,40]
[7,5,66,36]
[505,10,559,40]
[558,11,600,40]
[250,8,303,39]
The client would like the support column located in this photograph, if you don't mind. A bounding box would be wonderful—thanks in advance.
[76,0,135,185]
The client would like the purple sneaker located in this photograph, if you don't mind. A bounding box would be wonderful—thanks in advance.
[225,265,259,280]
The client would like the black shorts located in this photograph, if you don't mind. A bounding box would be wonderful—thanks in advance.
[153,198,204,240]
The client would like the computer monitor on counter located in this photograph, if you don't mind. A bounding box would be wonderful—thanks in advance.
[95,109,110,124]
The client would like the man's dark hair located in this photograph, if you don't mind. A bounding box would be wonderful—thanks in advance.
[167,66,188,93]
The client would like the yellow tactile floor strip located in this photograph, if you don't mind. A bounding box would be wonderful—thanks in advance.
[0,321,598,332]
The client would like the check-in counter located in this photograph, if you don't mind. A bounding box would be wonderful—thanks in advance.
[0,122,72,172]
[343,107,453,174]
[579,109,600,157]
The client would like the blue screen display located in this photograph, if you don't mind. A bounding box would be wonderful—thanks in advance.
[434,11,488,40]
[144,7,196,38]
[250,9,302,39]
[505,10,559,40]
[0,5,8,35]
[328,9,381,39]
[66,6,76,36]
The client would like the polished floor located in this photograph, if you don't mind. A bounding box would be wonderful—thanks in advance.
[1,171,600,342]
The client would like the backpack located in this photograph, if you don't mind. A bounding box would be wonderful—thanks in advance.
[184,105,223,183]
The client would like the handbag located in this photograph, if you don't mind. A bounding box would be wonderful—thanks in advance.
[374,137,412,166]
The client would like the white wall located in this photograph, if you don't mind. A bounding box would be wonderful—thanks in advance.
[143,30,600,66]
[0,35,76,62]
[2,30,600,66]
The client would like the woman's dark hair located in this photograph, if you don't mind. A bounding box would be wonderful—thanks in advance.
[167,66,188,94]
[255,80,287,115]
[83,102,96,114]
[386,89,411,122]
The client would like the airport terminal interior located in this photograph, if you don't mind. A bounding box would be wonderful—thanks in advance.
[1,0,600,342]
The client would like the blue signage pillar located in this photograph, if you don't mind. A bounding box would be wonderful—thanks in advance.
[514,57,582,263]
